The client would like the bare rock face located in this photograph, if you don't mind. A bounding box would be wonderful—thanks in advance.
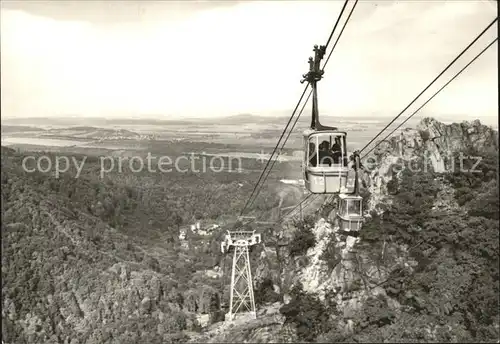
[418,118,498,154]
[370,118,497,159]
[293,219,412,319]
[188,303,291,343]
[361,118,497,212]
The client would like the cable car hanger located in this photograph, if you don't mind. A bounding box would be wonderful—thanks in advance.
[300,45,337,131]
[348,150,363,196]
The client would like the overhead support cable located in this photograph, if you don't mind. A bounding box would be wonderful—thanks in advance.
[359,17,498,155]
[362,37,498,158]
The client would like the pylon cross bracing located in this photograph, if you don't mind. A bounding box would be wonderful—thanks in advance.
[221,230,261,321]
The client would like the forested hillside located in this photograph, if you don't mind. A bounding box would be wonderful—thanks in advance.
[1,147,287,343]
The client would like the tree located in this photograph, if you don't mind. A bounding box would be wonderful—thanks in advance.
[279,284,331,342]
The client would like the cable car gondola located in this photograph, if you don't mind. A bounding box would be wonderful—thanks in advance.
[337,151,364,231]
[301,45,349,194]
[337,194,363,231]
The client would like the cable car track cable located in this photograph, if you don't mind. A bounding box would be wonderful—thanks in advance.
[325,0,350,48]
[232,192,316,232]
[245,89,313,211]
[362,37,498,158]
[282,194,318,220]
[361,37,498,159]
[239,83,310,217]
[283,194,313,220]
[358,16,498,156]
[322,0,359,71]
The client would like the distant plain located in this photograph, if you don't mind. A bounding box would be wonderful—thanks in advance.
[2,114,497,167]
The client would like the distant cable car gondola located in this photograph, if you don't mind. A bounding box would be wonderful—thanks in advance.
[337,151,364,231]
[301,45,349,194]
[337,193,363,231]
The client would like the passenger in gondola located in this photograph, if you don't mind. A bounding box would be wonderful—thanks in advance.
[309,142,317,167]
[331,137,342,164]
[347,199,361,216]
[319,140,333,166]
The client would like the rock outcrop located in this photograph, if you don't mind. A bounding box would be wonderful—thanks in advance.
[361,118,497,213]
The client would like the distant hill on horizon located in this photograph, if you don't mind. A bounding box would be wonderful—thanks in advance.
[1,113,497,128]
[1,125,46,133]
[0,113,410,126]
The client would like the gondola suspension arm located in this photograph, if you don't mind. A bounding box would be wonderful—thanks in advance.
[300,45,337,131]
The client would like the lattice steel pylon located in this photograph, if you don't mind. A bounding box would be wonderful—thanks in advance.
[221,229,261,321]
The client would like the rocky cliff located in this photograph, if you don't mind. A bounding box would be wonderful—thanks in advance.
[362,117,498,212]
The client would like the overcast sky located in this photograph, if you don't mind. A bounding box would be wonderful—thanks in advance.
[1,0,497,122]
